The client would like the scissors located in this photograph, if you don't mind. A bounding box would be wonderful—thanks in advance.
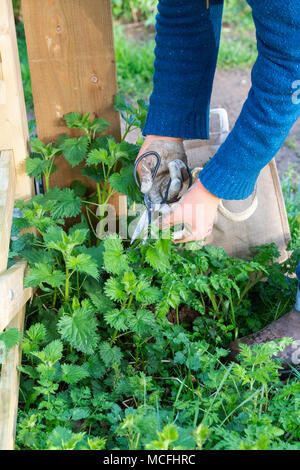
[131,151,193,243]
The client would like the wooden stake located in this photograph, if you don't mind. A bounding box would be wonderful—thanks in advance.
[0,0,34,201]
[22,0,121,193]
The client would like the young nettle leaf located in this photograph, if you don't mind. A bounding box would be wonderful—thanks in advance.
[57,301,98,354]
[21,248,56,267]
[44,226,88,254]
[31,340,63,367]
[87,148,113,167]
[61,364,90,384]
[77,245,104,271]
[90,117,110,134]
[80,166,105,183]
[26,156,53,179]
[44,187,82,219]
[103,235,129,275]
[66,253,99,280]
[31,138,60,159]
[0,328,22,351]
[104,308,134,332]
[135,284,162,306]
[64,112,91,131]
[118,141,139,164]
[109,165,143,203]
[145,239,172,273]
[60,136,89,168]
[84,284,114,313]
[127,309,156,336]
[99,341,123,368]
[47,426,84,450]
[104,277,127,303]
[25,263,66,289]
[26,323,47,344]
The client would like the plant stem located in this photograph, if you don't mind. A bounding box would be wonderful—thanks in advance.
[65,267,70,301]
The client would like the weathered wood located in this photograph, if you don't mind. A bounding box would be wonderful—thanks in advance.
[0,150,16,273]
[0,304,26,450]
[0,0,34,201]
[0,261,32,333]
[22,0,121,193]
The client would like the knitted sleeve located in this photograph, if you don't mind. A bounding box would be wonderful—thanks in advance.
[200,0,300,199]
[143,0,224,139]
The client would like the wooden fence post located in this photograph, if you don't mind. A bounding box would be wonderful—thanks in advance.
[0,0,34,450]
[22,0,121,195]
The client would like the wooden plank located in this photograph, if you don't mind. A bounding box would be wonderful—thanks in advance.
[22,0,121,194]
[0,304,26,450]
[0,0,34,201]
[0,150,16,273]
[0,262,32,332]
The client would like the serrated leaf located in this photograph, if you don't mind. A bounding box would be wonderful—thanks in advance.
[87,148,113,167]
[145,240,171,273]
[104,277,126,303]
[26,156,52,178]
[25,263,66,289]
[104,309,133,332]
[61,364,90,384]
[0,328,22,350]
[44,187,82,219]
[99,341,123,367]
[61,137,89,167]
[103,235,129,275]
[66,253,99,280]
[109,165,143,202]
[136,285,162,306]
[84,285,114,314]
[80,166,105,182]
[127,309,156,335]
[63,112,87,129]
[58,302,98,354]
[87,353,106,379]
[90,117,110,134]
[27,323,47,343]
[32,340,63,366]
[71,408,90,421]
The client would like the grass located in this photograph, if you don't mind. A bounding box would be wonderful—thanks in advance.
[114,25,154,101]
[218,0,257,69]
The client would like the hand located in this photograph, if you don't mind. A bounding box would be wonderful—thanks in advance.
[135,135,190,204]
[159,179,221,243]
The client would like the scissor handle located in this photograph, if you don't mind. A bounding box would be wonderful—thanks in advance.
[134,151,161,190]
[134,150,193,205]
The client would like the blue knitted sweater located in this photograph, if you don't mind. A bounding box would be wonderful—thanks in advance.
[143,0,300,200]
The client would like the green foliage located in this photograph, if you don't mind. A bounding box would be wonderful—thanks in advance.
[8,79,299,451]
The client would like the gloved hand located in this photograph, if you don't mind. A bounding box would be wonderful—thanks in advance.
[135,138,190,204]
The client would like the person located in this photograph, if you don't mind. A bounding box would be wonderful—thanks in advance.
[136,0,300,367]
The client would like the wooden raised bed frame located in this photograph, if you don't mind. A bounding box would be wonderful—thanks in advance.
[0,0,120,449]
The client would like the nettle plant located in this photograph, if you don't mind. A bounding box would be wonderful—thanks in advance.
[4,95,300,450]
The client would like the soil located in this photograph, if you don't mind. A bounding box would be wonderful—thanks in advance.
[122,67,300,179]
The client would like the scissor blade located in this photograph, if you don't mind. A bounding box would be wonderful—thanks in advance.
[131,209,149,244]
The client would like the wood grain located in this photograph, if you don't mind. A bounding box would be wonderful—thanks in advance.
[0,304,26,450]
[0,261,32,332]
[22,0,121,193]
[0,151,16,273]
[0,0,34,201]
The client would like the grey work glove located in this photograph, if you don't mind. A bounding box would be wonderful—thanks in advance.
[137,140,190,204]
